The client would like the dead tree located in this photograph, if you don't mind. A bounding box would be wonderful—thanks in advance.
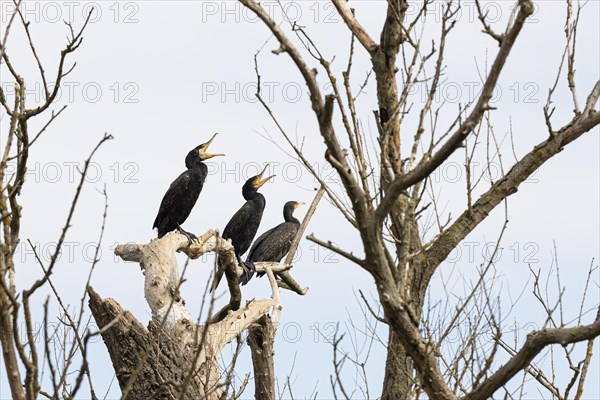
[88,229,284,399]
[236,0,600,398]
[89,188,323,399]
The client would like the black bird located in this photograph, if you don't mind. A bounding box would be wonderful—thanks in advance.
[241,201,303,285]
[212,165,274,290]
[153,133,223,242]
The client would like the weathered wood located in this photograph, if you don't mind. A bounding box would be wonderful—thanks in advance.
[88,287,205,400]
[247,315,276,400]
[89,230,284,399]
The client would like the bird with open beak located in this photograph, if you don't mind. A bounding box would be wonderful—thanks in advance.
[153,133,224,243]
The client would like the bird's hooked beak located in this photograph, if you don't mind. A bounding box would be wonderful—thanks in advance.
[295,202,305,209]
[200,133,225,159]
[255,164,275,188]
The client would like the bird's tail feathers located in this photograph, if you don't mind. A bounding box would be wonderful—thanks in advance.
[239,261,255,286]
[153,215,170,238]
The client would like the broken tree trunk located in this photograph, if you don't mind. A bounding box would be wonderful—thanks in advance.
[88,230,285,400]
[247,315,276,400]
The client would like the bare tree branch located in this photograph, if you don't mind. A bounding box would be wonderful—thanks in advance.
[376,0,535,223]
[463,308,600,400]
[332,0,378,54]
[425,111,600,277]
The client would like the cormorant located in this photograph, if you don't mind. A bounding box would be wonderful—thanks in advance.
[241,201,303,285]
[212,165,274,290]
[153,133,223,242]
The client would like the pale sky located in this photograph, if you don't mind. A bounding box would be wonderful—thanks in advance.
[1,1,599,399]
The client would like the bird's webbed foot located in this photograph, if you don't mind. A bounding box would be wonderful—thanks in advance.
[239,259,255,286]
[177,225,197,246]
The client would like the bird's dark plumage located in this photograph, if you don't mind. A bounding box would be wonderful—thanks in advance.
[212,165,274,290]
[153,165,206,237]
[241,201,302,285]
[153,133,223,240]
